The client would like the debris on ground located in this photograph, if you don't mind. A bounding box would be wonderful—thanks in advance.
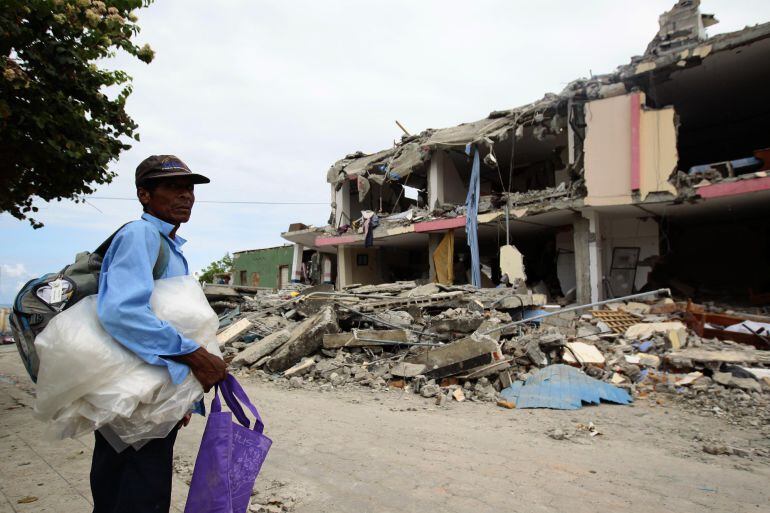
[208,282,770,425]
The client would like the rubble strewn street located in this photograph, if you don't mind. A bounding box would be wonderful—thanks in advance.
[210,281,770,440]
[4,1,770,511]
[1,342,769,513]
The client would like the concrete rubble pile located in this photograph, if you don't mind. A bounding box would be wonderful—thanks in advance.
[205,283,770,422]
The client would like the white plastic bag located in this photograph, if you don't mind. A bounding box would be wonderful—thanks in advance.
[34,275,221,445]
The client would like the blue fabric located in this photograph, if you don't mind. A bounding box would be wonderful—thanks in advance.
[465,146,481,287]
[500,365,632,410]
[97,213,200,386]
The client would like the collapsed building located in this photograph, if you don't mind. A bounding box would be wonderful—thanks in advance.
[281,0,770,306]
[205,3,770,429]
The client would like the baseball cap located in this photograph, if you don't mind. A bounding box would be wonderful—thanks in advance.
[135,155,211,186]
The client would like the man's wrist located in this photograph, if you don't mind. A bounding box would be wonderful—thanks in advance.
[166,347,205,366]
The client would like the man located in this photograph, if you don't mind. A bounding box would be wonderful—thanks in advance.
[93,155,228,513]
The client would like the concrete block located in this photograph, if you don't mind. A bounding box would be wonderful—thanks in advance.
[266,306,340,372]
[231,329,291,367]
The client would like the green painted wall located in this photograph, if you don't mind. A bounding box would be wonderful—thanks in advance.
[232,245,294,288]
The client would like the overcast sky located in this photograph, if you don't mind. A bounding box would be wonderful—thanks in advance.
[2,0,769,304]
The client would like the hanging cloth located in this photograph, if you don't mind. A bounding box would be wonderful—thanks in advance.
[465,145,481,288]
[361,211,379,248]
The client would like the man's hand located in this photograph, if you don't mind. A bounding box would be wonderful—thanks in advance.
[179,413,192,428]
[169,347,227,392]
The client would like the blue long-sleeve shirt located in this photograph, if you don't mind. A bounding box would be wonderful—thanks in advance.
[97,213,201,385]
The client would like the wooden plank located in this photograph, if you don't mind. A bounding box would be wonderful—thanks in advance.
[684,304,769,349]
[216,318,252,346]
[283,358,316,377]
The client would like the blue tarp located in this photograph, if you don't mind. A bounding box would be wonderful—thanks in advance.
[465,145,481,288]
[500,364,632,410]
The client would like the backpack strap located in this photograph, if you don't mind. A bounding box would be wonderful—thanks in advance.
[152,237,170,280]
[94,222,131,257]
[96,221,171,280]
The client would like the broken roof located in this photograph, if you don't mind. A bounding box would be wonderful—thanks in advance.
[325,99,556,186]
[325,17,770,186]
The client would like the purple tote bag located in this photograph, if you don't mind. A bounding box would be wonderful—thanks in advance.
[184,375,272,513]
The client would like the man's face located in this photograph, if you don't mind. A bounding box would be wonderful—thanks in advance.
[138,177,196,225]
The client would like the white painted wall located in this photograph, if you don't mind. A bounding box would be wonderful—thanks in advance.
[290,243,304,282]
[601,217,659,292]
[322,255,333,284]
[334,181,351,227]
[428,150,466,208]
[583,209,604,303]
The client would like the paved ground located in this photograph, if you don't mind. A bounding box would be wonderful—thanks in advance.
[0,345,768,513]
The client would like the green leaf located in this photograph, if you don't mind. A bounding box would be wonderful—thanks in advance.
[0,0,156,227]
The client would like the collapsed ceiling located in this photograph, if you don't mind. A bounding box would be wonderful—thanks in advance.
[324,11,770,192]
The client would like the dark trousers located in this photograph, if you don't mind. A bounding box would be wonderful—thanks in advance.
[91,428,179,513]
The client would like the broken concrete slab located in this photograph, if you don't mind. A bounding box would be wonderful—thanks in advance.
[499,244,526,282]
[371,310,414,327]
[667,326,687,350]
[526,340,548,367]
[637,354,661,368]
[216,318,252,346]
[625,321,687,340]
[563,342,606,366]
[314,358,345,378]
[431,317,484,335]
[406,336,499,379]
[358,291,465,312]
[420,384,441,398]
[474,380,499,401]
[346,281,416,294]
[499,370,513,389]
[400,283,440,298]
[713,372,763,393]
[471,320,503,342]
[458,359,511,379]
[231,329,291,367]
[538,333,566,351]
[542,311,577,332]
[322,329,408,349]
[494,294,547,309]
[674,371,703,386]
[741,367,770,382]
[390,362,427,378]
[577,325,602,337]
[266,306,340,372]
[665,349,770,366]
[203,284,243,300]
